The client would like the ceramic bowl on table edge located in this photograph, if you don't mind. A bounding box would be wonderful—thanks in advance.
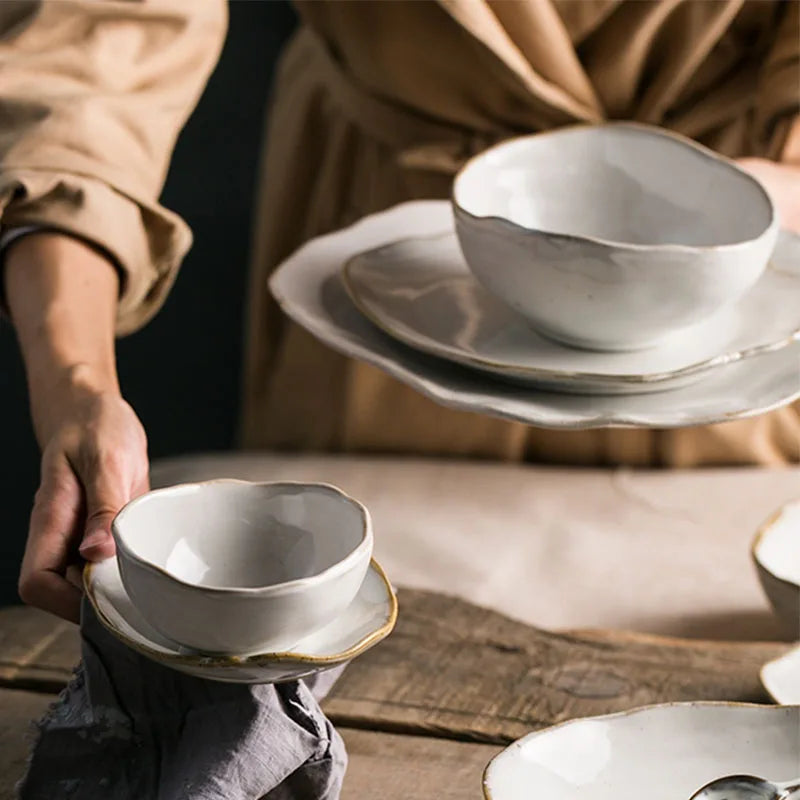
[112,479,373,654]
[342,229,800,395]
[83,556,397,684]
[761,644,800,705]
[453,122,778,352]
[752,501,800,640]
[481,701,800,800]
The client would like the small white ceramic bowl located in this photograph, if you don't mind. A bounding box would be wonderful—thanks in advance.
[453,123,778,352]
[483,703,799,800]
[112,480,373,654]
[753,501,800,639]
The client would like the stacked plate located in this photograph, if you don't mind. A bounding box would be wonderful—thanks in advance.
[270,201,800,429]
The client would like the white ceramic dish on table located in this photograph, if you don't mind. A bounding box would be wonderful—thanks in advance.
[482,703,799,800]
[453,123,778,352]
[753,501,800,639]
[84,556,396,684]
[113,480,373,654]
[343,229,800,394]
[762,645,800,705]
[269,201,800,429]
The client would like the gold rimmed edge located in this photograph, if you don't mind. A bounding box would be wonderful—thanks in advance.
[751,501,800,593]
[83,557,398,669]
[480,700,800,800]
[342,233,800,388]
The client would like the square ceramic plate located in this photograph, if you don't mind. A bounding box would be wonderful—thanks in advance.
[269,201,800,429]
[762,645,800,705]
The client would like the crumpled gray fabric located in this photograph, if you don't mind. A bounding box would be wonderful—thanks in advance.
[17,598,347,800]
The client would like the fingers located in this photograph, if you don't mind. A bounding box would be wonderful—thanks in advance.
[18,452,83,622]
[79,450,132,561]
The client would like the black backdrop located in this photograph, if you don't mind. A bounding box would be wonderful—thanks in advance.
[0,2,297,606]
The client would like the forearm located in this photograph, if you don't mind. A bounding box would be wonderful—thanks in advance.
[4,233,120,445]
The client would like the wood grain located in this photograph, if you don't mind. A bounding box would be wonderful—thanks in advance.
[0,592,788,745]
[0,688,52,800]
[324,590,789,743]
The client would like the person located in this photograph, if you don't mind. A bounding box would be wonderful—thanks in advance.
[2,0,799,623]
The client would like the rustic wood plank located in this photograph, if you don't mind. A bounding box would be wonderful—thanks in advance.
[0,592,789,745]
[0,607,77,691]
[323,589,789,744]
[0,688,52,800]
[340,728,499,800]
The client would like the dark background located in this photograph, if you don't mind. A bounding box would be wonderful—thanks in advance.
[0,2,297,606]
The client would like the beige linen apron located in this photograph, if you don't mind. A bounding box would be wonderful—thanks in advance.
[241,0,800,466]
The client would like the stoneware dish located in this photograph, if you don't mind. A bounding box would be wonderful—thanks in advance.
[85,556,396,684]
[343,229,800,394]
[268,201,800,429]
[762,645,800,705]
[753,501,800,639]
[482,703,799,800]
[112,480,373,654]
[453,123,778,352]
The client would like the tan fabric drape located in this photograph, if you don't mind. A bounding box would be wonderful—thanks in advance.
[0,1,797,465]
[242,0,800,466]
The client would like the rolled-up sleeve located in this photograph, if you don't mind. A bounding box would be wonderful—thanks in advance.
[0,0,227,334]
[756,0,800,164]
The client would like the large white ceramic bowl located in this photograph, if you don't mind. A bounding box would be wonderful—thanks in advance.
[753,501,800,639]
[483,703,799,800]
[112,480,373,654]
[453,123,778,351]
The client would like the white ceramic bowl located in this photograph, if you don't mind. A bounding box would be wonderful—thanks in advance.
[112,480,373,654]
[453,123,778,352]
[753,501,800,639]
[483,703,799,800]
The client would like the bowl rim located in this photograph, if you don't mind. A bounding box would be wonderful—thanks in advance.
[452,121,777,253]
[83,556,398,667]
[751,500,800,591]
[111,479,374,596]
[481,701,800,800]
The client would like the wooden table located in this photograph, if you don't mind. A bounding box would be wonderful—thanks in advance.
[0,593,787,799]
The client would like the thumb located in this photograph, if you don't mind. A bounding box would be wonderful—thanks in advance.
[79,471,128,561]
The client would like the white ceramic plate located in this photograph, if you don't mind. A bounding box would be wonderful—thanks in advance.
[84,557,397,684]
[483,703,800,800]
[344,230,800,395]
[762,645,800,705]
[269,201,800,429]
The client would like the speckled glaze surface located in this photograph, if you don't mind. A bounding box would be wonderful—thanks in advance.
[762,645,800,705]
[269,201,800,429]
[112,480,373,654]
[482,703,800,800]
[84,556,396,684]
[344,230,800,395]
[753,502,800,640]
[453,123,778,351]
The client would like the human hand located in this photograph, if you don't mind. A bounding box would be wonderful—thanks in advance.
[18,373,149,622]
[736,158,800,234]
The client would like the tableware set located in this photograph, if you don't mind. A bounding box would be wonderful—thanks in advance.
[89,123,799,791]
[85,480,397,684]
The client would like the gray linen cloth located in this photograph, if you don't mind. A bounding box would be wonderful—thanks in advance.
[17,599,347,800]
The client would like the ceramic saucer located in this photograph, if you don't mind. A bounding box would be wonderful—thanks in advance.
[762,645,800,705]
[269,201,800,429]
[84,557,397,684]
[482,703,800,800]
[343,230,800,395]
